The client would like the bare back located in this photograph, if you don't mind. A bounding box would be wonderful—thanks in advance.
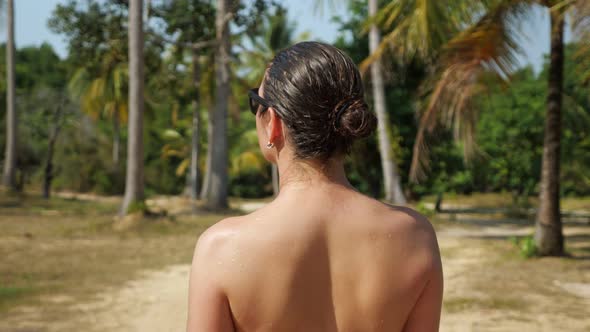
[187,184,443,332]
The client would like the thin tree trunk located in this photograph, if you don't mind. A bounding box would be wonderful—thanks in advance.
[3,0,17,191]
[534,9,564,256]
[43,134,58,199]
[121,0,145,215]
[200,128,212,200]
[368,0,406,205]
[44,101,66,199]
[112,108,120,166]
[203,0,230,209]
[199,94,213,200]
[435,192,443,212]
[188,49,201,202]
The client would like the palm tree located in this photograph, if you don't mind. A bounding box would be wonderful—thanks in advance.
[369,0,590,256]
[368,0,406,204]
[2,0,17,190]
[151,0,217,204]
[121,0,145,215]
[69,51,128,167]
[158,53,216,203]
[38,90,73,199]
[188,49,203,201]
[241,5,297,195]
[201,0,231,209]
[317,0,407,204]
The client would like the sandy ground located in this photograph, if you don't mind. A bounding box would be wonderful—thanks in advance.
[20,230,587,332]
[2,201,589,332]
[50,265,191,332]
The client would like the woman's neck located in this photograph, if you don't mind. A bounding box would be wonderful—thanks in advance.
[276,155,353,193]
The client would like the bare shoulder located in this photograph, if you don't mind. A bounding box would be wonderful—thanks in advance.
[375,202,441,270]
[386,205,437,243]
[192,216,246,268]
[187,216,245,331]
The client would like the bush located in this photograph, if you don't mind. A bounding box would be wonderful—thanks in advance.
[229,172,272,198]
[415,202,436,218]
[127,200,149,214]
[510,235,537,258]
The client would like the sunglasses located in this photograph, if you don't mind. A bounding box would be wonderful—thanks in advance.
[248,88,272,115]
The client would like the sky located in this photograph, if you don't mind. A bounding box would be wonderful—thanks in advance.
[0,0,572,73]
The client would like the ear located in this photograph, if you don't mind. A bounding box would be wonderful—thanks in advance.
[266,107,283,145]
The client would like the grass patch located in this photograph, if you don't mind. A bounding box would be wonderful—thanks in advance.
[445,296,527,313]
[421,192,519,208]
[509,235,538,258]
[0,193,231,317]
[414,202,436,218]
[421,192,590,212]
[562,196,590,211]
[0,286,35,309]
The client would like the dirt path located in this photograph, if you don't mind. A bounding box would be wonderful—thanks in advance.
[32,230,587,332]
[2,201,589,332]
[48,265,191,332]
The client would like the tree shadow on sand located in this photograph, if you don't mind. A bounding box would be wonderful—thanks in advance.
[435,206,590,261]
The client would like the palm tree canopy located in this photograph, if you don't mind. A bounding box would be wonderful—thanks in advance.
[68,52,129,123]
[357,0,589,181]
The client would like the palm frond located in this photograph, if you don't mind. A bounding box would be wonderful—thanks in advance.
[69,59,129,122]
[409,0,533,181]
[569,0,590,83]
[68,67,91,99]
[175,158,190,177]
[362,0,485,70]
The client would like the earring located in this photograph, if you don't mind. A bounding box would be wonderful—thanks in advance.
[266,142,274,149]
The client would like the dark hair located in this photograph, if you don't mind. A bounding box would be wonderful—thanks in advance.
[262,41,377,160]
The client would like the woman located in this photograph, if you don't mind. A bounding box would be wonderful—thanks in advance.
[187,41,443,332]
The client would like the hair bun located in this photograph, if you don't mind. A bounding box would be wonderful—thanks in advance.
[336,99,377,139]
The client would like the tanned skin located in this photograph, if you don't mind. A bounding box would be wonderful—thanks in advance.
[187,83,443,332]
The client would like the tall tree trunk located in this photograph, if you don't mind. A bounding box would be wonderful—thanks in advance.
[203,0,230,209]
[199,128,212,200]
[534,9,564,256]
[188,49,201,202]
[121,0,145,215]
[44,101,66,199]
[43,133,58,199]
[3,0,17,191]
[368,0,406,205]
[112,108,120,166]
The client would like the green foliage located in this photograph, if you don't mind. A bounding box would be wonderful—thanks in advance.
[151,0,216,48]
[333,2,590,200]
[230,170,272,198]
[334,0,427,198]
[15,43,67,90]
[0,43,67,91]
[227,112,271,198]
[127,200,148,214]
[559,43,590,196]
[415,202,435,218]
[0,286,33,308]
[510,235,538,259]
[474,67,544,196]
[1,0,589,202]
